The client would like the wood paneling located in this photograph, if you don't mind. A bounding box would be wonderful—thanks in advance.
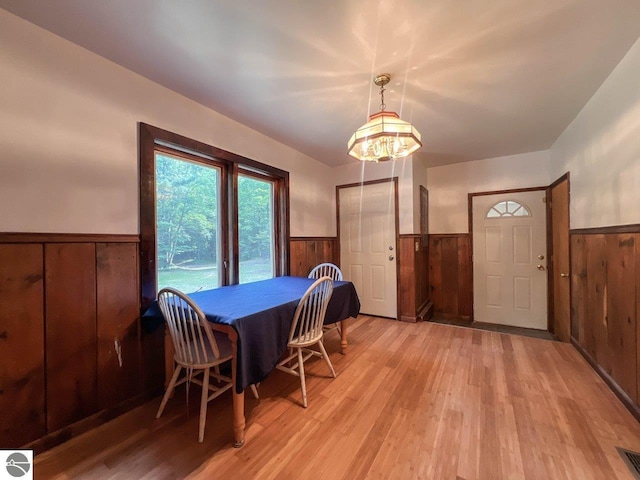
[571,230,640,419]
[585,235,608,370]
[96,243,141,410]
[606,234,636,401]
[0,244,45,447]
[570,235,586,343]
[0,235,145,451]
[637,233,640,405]
[398,235,430,322]
[429,234,471,318]
[398,236,416,321]
[289,237,338,278]
[45,243,98,432]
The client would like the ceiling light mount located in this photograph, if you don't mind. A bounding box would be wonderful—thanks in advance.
[347,73,422,162]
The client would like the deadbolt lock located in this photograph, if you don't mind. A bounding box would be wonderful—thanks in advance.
[538,254,544,260]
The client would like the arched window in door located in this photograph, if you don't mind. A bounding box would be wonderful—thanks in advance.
[486,200,531,218]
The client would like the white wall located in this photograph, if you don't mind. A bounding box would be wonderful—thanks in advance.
[550,36,640,230]
[332,156,417,235]
[426,151,551,233]
[0,10,334,237]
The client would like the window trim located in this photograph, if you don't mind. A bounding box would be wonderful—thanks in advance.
[139,123,290,309]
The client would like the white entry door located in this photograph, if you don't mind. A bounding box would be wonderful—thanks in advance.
[472,190,547,329]
[339,182,397,318]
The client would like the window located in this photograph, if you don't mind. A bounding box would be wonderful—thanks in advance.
[486,200,531,218]
[155,151,222,293]
[238,173,274,284]
[139,124,289,306]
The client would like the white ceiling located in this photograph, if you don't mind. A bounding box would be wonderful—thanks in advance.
[2,0,640,167]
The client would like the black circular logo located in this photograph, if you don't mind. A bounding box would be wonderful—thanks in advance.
[5,452,31,477]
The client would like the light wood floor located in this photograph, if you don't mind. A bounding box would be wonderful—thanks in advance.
[35,316,640,479]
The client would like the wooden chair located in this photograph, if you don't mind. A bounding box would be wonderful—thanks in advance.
[308,263,342,336]
[308,262,343,282]
[276,276,336,408]
[155,287,258,442]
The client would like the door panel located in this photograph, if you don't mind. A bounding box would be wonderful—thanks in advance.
[340,182,397,318]
[473,190,547,329]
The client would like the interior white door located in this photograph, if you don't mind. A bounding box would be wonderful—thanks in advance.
[472,190,547,329]
[339,182,397,318]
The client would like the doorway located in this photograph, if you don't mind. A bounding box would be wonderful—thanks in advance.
[338,179,398,318]
[471,189,548,329]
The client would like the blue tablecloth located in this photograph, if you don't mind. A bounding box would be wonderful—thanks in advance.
[142,276,360,393]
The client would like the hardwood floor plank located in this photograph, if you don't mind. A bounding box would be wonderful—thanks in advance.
[33,317,640,479]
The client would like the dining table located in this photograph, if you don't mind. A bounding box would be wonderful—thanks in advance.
[142,275,360,447]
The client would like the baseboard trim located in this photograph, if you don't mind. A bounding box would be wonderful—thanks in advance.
[571,336,640,422]
[24,392,155,454]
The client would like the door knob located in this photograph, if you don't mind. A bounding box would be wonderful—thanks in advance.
[536,264,546,271]
[389,255,394,261]
[560,273,569,277]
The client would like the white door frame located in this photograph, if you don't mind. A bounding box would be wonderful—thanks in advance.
[336,178,400,319]
[468,187,551,329]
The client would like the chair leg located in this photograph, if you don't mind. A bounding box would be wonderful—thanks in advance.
[250,384,259,399]
[156,365,182,419]
[198,367,210,443]
[318,340,336,378]
[297,348,308,408]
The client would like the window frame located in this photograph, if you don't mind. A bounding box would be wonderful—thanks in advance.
[485,199,532,218]
[139,123,290,309]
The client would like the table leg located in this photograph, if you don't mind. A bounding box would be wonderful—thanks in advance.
[340,319,348,355]
[232,390,245,448]
[229,330,246,447]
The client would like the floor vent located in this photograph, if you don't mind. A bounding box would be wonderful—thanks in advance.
[617,447,640,480]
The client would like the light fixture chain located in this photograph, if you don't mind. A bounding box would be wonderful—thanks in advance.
[379,83,386,111]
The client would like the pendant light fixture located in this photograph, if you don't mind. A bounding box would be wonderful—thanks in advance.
[347,73,422,162]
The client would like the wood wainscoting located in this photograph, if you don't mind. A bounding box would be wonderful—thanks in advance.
[399,234,430,322]
[0,233,148,452]
[291,236,430,322]
[289,237,339,277]
[570,226,640,420]
[428,234,472,319]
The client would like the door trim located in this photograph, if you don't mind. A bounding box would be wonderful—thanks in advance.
[549,172,571,339]
[336,177,400,320]
[467,186,550,327]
